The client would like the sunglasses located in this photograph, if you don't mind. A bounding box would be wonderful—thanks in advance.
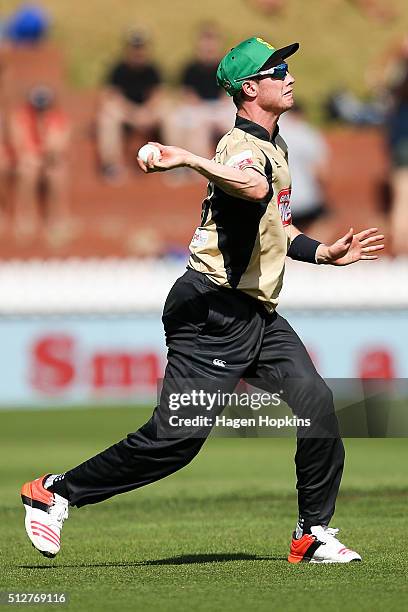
[235,62,289,83]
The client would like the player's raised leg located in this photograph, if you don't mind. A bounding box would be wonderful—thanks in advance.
[21,270,260,557]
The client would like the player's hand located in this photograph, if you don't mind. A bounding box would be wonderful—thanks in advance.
[316,227,384,266]
[137,142,195,173]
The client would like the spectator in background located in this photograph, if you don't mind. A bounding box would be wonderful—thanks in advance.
[162,24,235,167]
[9,85,73,244]
[325,88,385,126]
[0,54,9,233]
[279,102,330,237]
[382,36,408,255]
[0,111,9,233]
[97,30,163,182]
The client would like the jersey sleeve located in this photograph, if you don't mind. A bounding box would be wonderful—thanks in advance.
[222,140,267,176]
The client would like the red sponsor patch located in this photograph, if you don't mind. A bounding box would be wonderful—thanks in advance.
[277,187,292,226]
[226,149,256,171]
[234,157,254,171]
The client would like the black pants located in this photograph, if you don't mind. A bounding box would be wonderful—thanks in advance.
[65,269,344,527]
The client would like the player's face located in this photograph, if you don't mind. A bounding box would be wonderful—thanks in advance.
[255,69,295,114]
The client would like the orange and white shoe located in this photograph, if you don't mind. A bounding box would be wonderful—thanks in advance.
[288,525,362,564]
[21,475,69,558]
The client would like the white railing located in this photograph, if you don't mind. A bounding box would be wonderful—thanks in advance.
[0,256,407,314]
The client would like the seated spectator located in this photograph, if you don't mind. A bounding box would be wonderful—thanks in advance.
[97,30,163,182]
[9,85,73,244]
[279,102,331,238]
[0,110,9,233]
[162,23,235,166]
[382,35,408,254]
[325,88,385,126]
[0,55,9,233]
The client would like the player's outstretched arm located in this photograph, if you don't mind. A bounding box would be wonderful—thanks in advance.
[287,225,384,265]
[315,227,384,266]
[136,142,269,202]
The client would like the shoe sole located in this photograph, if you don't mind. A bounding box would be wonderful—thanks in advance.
[31,542,56,559]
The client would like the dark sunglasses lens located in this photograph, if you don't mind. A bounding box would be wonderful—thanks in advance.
[273,64,288,79]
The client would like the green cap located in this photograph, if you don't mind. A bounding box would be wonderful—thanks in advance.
[217,37,299,96]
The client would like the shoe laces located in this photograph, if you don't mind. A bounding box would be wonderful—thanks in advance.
[320,526,347,548]
[311,525,342,545]
[324,527,340,538]
[48,496,69,530]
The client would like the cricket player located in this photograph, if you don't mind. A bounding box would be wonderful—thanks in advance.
[21,37,384,564]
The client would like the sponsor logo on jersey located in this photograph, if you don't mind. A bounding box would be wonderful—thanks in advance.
[226,149,255,171]
[212,358,226,368]
[277,187,292,226]
[190,228,208,248]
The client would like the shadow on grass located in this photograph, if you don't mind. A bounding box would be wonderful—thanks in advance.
[142,553,286,565]
[18,552,287,569]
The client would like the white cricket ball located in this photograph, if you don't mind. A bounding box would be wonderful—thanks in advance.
[137,144,161,163]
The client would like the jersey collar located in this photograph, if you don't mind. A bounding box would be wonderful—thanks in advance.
[235,114,279,142]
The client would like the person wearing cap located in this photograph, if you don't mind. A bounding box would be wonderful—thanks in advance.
[20,38,384,565]
[96,30,163,182]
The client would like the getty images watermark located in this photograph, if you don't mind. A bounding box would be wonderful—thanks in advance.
[156,381,313,438]
[167,389,310,429]
[156,378,408,438]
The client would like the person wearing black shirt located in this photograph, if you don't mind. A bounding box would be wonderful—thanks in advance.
[97,31,163,181]
[181,57,221,101]
[162,24,235,168]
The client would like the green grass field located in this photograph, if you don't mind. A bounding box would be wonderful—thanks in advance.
[0,406,407,611]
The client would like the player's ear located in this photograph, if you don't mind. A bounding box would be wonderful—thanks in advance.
[241,80,258,100]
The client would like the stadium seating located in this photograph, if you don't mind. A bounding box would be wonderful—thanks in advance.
[0,41,391,260]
